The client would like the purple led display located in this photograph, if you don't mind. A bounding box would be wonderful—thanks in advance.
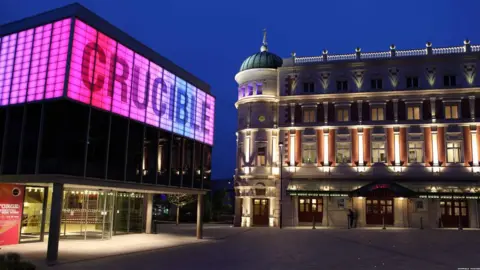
[66,20,214,145]
[0,18,214,145]
[0,18,71,106]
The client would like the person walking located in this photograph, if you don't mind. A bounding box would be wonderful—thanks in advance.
[347,209,353,229]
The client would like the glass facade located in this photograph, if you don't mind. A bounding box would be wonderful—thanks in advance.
[19,185,149,242]
[0,101,211,186]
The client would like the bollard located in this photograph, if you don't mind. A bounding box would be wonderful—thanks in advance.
[312,216,316,230]
[420,217,424,230]
[458,216,463,231]
[382,215,386,230]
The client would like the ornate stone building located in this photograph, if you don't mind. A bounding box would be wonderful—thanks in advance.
[234,34,480,229]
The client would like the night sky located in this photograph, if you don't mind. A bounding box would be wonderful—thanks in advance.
[2,0,479,180]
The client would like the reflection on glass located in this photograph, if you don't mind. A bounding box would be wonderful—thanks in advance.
[20,187,46,242]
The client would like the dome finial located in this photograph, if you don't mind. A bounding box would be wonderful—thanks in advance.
[260,28,268,52]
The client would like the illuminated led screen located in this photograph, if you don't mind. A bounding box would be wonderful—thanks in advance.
[67,19,215,145]
[0,19,71,106]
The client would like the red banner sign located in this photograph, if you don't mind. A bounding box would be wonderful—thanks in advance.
[0,184,24,246]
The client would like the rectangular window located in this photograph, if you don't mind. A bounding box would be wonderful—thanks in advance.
[302,143,316,164]
[256,83,263,95]
[248,85,254,96]
[443,75,456,87]
[407,106,421,120]
[371,79,383,90]
[257,145,266,166]
[371,141,386,163]
[371,107,384,121]
[336,142,351,163]
[406,77,419,88]
[303,82,314,93]
[336,80,348,92]
[446,142,461,163]
[445,105,459,119]
[408,141,423,163]
[336,108,349,122]
[303,108,315,123]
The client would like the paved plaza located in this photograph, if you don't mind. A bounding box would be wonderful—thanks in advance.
[3,225,480,270]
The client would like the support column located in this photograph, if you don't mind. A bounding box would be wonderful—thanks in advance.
[358,129,364,166]
[432,128,439,166]
[469,96,476,121]
[357,100,363,124]
[289,130,295,166]
[145,193,153,233]
[394,129,400,166]
[323,129,329,166]
[323,101,328,124]
[471,127,478,166]
[393,99,398,123]
[430,97,436,122]
[196,194,204,239]
[46,183,64,265]
[323,196,329,226]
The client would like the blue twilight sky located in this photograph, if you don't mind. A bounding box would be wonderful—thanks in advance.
[1,0,479,180]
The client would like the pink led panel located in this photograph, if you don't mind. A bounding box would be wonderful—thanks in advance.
[194,89,205,143]
[204,95,215,145]
[0,18,71,106]
[0,33,17,105]
[66,19,214,145]
[146,62,163,127]
[90,32,116,111]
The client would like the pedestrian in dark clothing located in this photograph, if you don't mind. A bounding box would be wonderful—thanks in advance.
[347,209,353,229]
[352,209,357,228]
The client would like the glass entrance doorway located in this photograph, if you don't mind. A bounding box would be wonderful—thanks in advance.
[61,189,114,240]
[20,186,49,243]
[113,192,145,235]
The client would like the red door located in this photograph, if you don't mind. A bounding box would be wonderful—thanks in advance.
[366,198,394,225]
[252,199,269,226]
[298,197,323,223]
[440,199,469,228]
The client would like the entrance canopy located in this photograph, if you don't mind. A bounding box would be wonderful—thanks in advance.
[350,181,416,198]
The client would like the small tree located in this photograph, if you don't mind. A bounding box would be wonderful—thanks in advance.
[167,194,197,225]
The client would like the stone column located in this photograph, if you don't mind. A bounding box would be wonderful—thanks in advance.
[353,197,366,227]
[468,199,479,228]
[393,99,398,123]
[323,101,328,124]
[469,96,476,121]
[357,100,363,124]
[46,183,64,265]
[234,197,242,227]
[145,193,153,233]
[430,97,436,122]
[196,194,204,239]
[323,196,329,226]
[394,198,405,227]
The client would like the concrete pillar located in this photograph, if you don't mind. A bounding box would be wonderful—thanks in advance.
[322,196,329,226]
[353,197,366,227]
[196,194,204,239]
[468,199,479,228]
[145,193,153,234]
[46,183,64,265]
[394,198,405,227]
[234,197,242,227]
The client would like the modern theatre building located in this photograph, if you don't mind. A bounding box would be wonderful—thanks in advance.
[0,3,215,261]
[234,33,480,229]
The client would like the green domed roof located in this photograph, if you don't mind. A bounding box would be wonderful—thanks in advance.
[239,30,283,72]
[240,51,283,72]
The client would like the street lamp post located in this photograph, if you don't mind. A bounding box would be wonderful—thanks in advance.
[279,142,284,229]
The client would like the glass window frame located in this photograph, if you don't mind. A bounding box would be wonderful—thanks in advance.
[336,141,351,164]
[371,107,385,121]
[408,141,424,163]
[336,108,349,122]
[371,141,386,163]
[407,105,421,120]
[303,107,316,123]
[444,104,459,119]
[302,142,317,165]
[446,141,462,163]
